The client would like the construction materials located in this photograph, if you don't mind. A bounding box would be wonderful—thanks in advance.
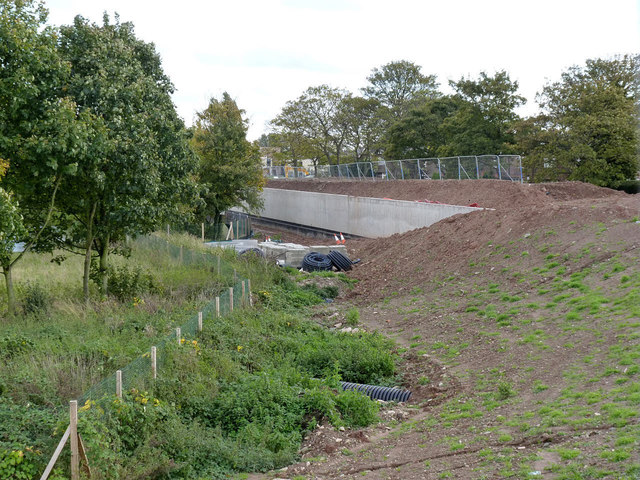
[327,250,353,271]
[238,247,264,258]
[301,252,333,272]
[340,381,411,402]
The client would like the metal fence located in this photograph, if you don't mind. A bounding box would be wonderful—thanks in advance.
[263,165,313,179]
[264,155,523,182]
[172,212,253,242]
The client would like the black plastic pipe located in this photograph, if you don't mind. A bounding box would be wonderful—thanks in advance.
[340,381,411,402]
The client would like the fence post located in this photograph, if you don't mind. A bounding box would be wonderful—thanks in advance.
[475,156,480,179]
[70,400,79,480]
[151,346,157,380]
[457,157,461,179]
[216,296,220,317]
[229,287,234,312]
[198,311,203,332]
[497,156,502,180]
[166,224,170,236]
[399,160,404,180]
[116,370,122,399]
[176,327,181,344]
[437,158,442,179]
[417,159,422,179]
[201,223,205,242]
[519,155,524,183]
[247,278,253,306]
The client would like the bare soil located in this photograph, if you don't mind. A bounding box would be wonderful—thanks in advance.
[252,179,640,479]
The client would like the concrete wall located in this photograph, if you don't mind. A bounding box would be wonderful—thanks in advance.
[246,188,481,238]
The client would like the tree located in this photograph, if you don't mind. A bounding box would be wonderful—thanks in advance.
[385,97,460,159]
[340,96,386,162]
[192,93,264,223]
[271,85,350,166]
[534,55,639,187]
[440,71,525,155]
[55,14,197,297]
[0,0,95,314]
[362,60,439,118]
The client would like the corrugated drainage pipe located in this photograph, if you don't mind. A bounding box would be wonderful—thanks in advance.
[340,381,411,403]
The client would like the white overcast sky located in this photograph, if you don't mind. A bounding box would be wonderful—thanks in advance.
[45,0,640,140]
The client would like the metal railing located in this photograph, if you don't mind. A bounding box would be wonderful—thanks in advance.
[264,155,523,182]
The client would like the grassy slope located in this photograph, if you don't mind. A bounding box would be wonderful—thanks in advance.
[0,234,397,479]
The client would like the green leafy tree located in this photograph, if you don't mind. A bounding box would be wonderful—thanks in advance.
[440,71,525,156]
[532,55,639,187]
[192,93,264,224]
[385,97,460,159]
[271,85,350,166]
[341,96,386,162]
[55,14,197,297]
[362,60,439,118]
[0,0,95,314]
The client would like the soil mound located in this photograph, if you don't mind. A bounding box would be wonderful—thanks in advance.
[266,179,624,210]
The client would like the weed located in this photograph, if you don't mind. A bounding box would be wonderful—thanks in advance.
[345,307,360,326]
[497,382,516,401]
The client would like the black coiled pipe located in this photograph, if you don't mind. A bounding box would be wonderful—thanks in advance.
[302,252,333,272]
[340,381,411,402]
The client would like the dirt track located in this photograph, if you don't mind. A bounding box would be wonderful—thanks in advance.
[255,180,640,479]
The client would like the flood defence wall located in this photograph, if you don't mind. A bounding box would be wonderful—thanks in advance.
[243,188,481,238]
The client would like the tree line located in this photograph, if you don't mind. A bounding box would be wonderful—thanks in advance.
[266,57,640,187]
[0,0,262,315]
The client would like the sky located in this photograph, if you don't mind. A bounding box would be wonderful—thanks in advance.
[45,0,640,140]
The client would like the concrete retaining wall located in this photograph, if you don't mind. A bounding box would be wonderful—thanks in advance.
[248,188,481,238]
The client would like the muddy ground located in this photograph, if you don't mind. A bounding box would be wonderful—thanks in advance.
[251,179,639,480]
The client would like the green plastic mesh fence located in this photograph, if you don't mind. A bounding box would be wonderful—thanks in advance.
[76,236,247,409]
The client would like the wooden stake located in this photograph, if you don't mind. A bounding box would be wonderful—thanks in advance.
[216,297,220,318]
[116,370,122,399]
[201,222,205,242]
[39,425,70,480]
[70,401,79,480]
[166,224,170,236]
[151,346,157,380]
[198,311,203,332]
[176,327,181,344]
[247,278,253,306]
[77,434,92,477]
[229,287,234,312]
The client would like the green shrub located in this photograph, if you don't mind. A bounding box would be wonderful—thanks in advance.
[21,282,51,316]
[0,449,38,480]
[335,389,379,427]
[345,307,360,326]
[94,263,157,302]
[0,335,35,359]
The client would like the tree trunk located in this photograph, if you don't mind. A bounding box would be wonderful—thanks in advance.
[3,265,15,317]
[99,234,110,296]
[83,203,97,303]
[83,243,92,302]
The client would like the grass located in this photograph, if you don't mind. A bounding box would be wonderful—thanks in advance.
[0,233,397,479]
